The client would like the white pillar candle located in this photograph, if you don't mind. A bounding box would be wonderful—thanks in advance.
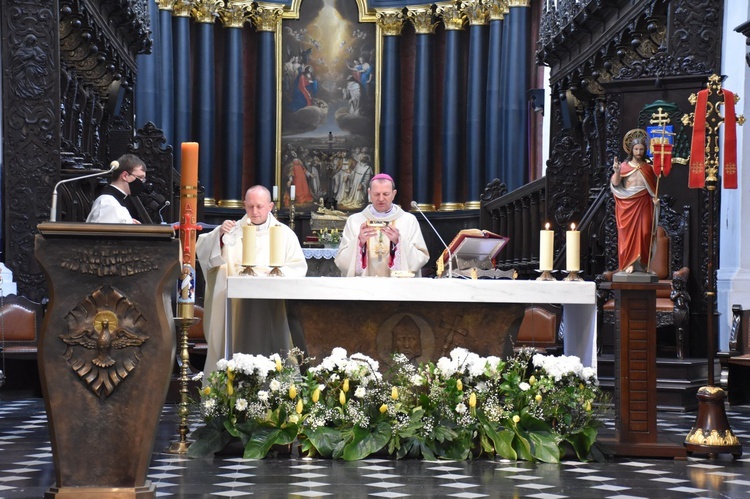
[290,185,296,201]
[540,223,554,271]
[242,225,256,266]
[272,185,278,202]
[269,225,283,267]
[566,223,580,272]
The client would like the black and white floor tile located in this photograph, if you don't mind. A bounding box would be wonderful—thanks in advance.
[2,395,750,498]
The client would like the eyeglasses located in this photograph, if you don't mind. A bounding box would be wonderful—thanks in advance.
[129,172,147,181]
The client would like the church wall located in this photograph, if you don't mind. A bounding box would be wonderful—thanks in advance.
[718,2,750,349]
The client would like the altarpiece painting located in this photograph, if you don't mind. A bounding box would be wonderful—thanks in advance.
[279,0,377,213]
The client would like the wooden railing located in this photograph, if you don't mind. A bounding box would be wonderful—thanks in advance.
[480,178,546,278]
[481,178,610,280]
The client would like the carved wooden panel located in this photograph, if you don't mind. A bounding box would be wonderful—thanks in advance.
[2,0,61,301]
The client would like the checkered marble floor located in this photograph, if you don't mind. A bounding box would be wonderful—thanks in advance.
[2,395,750,498]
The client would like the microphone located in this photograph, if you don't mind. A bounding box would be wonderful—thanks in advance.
[158,200,171,224]
[50,161,119,222]
[410,200,453,279]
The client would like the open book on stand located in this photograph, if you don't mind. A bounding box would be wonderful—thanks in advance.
[438,229,512,278]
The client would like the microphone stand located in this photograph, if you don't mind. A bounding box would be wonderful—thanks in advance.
[411,201,452,278]
[158,201,171,224]
[50,163,118,222]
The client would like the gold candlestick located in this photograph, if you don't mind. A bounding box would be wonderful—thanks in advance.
[167,316,201,454]
[536,270,556,281]
[268,266,284,277]
[563,270,583,281]
[240,265,257,276]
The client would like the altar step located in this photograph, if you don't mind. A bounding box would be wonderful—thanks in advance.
[596,354,720,412]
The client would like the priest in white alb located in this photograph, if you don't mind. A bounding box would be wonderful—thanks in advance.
[335,173,429,277]
[196,186,307,376]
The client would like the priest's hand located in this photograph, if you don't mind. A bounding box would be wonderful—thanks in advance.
[382,224,399,244]
[221,220,237,234]
[358,222,372,245]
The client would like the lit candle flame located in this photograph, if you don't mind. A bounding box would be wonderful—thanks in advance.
[545,222,550,230]
[571,223,576,231]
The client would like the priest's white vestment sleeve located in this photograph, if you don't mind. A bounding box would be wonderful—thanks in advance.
[196,214,307,376]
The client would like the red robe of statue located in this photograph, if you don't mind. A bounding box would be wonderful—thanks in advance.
[290,159,313,204]
[611,160,658,270]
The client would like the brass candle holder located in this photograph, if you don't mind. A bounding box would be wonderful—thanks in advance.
[167,316,201,454]
[268,266,284,277]
[240,265,257,276]
[536,270,556,281]
[563,270,583,281]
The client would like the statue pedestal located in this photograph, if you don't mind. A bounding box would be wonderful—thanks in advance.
[599,281,686,458]
[35,223,179,498]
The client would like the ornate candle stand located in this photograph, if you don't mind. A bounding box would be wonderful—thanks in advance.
[167,316,201,454]
[289,202,296,232]
[536,270,556,281]
[269,266,284,277]
[563,270,582,281]
[682,74,743,457]
[240,265,257,276]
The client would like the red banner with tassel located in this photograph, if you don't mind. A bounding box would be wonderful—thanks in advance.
[722,89,738,189]
[689,89,709,188]
[652,141,673,177]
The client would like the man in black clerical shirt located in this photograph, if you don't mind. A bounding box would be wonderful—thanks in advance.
[86,154,147,224]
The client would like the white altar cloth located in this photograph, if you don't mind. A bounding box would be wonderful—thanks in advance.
[225,277,598,368]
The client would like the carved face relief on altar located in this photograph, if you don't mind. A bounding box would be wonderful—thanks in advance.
[377,312,434,365]
[391,315,422,361]
[59,285,149,399]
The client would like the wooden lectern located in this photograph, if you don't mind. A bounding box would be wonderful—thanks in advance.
[35,223,179,498]
[600,281,687,458]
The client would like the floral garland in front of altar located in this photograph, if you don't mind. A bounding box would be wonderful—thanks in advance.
[187,347,606,462]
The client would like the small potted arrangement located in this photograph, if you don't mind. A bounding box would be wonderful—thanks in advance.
[318,228,341,248]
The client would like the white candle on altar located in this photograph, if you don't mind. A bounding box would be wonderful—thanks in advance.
[242,224,256,266]
[269,225,283,267]
[272,185,278,202]
[566,223,580,272]
[540,223,554,271]
[290,185,296,201]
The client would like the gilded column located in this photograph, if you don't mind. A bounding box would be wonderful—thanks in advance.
[463,0,490,210]
[485,0,507,184]
[500,0,529,191]
[376,10,406,178]
[217,3,251,208]
[173,1,193,183]
[375,9,404,177]
[157,0,176,144]
[250,3,284,190]
[407,6,438,212]
[192,0,222,206]
[436,2,467,211]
